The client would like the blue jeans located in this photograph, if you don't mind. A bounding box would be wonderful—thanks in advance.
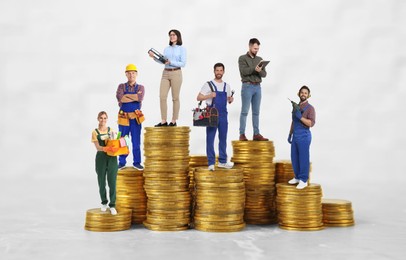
[239,83,261,135]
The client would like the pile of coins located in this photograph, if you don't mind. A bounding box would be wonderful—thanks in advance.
[116,167,147,224]
[232,141,277,224]
[276,183,324,231]
[322,199,355,227]
[275,160,295,184]
[188,155,213,226]
[189,155,212,191]
[275,160,312,184]
[194,167,246,232]
[142,127,191,231]
[84,208,132,232]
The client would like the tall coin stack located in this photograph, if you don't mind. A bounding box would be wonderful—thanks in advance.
[194,167,246,232]
[116,167,147,224]
[276,183,324,231]
[143,126,191,231]
[322,199,355,227]
[84,208,132,232]
[232,141,277,224]
[275,160,312,184]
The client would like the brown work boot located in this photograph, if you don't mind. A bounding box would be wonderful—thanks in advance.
[253,134,269,141]
[239,134,248,141]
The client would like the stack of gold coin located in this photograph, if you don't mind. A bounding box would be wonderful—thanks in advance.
[232,141,277,224]
[275,160,312,184]
[142,126,191,231]
[322,199,355,227]
[188,155,211,227]
[275,160,295,184]
[189,155,210,191]
[84,208,132,232]
[276,183,324,231]
[193,167,245,232]
[116,167,147,224]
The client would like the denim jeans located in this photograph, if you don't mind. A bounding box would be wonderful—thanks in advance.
[239,83,262,135]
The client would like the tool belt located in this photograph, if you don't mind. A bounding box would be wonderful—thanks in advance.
[118,111,130,126]
[134,109,145,124]
[118,109,145,126]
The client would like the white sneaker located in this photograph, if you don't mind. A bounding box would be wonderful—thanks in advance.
[208,165,215,171]
[288,178,300,184]
[110,207,117,215]
[296,180,308,189]
[101,204,108,212]
[218,162,234,169]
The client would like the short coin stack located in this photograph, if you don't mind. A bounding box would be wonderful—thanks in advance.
[275,160,312,184]
[194,167,246,232]
[189,155,213,227]
[116,167,147,224]
[276,183,324,231]
[143,126,191,231]
[275,160,295,184]
[84,208,132,232]
[322,199,355,227]
[189,155,212,191]
[232,141,277,224]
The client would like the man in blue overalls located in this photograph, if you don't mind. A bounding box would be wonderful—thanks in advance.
[288,86,316,189]
[197,63,234,171]
[116,64,145,170]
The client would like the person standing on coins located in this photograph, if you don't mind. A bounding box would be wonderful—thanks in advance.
[116,64,145,171]
[91,111,118,215]
[148,29,186,127]
[287,86,316,189]
[197,63,234,171]
[238,38,269,142]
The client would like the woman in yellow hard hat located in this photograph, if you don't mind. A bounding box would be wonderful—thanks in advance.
[148,29,186,127]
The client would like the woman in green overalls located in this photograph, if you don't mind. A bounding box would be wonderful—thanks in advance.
[91,111,118,215]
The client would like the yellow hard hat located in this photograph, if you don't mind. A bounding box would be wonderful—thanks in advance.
[125,64,137,72]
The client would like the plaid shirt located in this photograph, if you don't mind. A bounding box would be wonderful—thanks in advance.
[116,82,145,108]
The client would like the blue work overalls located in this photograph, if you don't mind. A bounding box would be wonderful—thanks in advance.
[291,104,311,182]
[118,83,142,167]
[206,81,228,166]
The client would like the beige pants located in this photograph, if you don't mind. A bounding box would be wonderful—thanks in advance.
[159,69,183,121]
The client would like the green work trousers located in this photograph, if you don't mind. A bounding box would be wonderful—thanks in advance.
[95,151,118,207]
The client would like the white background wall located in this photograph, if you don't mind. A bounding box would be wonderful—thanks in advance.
[1,0,404,186]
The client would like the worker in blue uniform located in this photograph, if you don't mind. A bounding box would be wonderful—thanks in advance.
[197,63,234,171]
[116,64,145,170]
[288,86,316,189]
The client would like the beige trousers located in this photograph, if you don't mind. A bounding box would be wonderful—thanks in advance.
[159,69,183,121]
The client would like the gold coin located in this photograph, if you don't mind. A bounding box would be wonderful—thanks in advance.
[143,221,189,231]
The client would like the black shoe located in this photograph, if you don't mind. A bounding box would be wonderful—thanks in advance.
[155,122,168,127]
[168,122,177,127]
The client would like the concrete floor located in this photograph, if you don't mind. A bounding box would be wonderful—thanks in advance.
[1,176,405,260]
